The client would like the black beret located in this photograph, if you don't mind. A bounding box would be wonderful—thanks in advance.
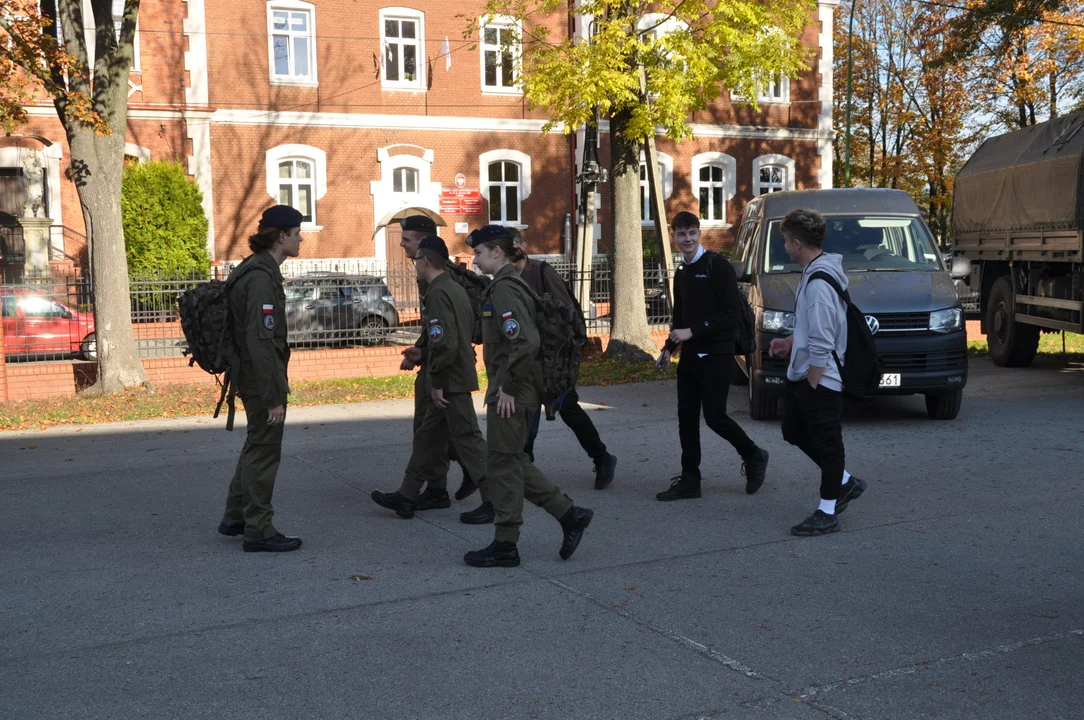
[260,205,304,228]
[400,215,438,233]
[464,224,516,249]
[416,235,449,262]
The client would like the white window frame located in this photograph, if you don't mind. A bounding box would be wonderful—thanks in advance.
[479,15,522,95]
[691,152,736,226]
[61,0,140,71]
[752,154,795,197]
[756,73,789,104]
[266,0,317,87]
[479,149,532,229]
[392,166,420,194]
[265,144,327,230]
[111,0,140,70]
[380,7,426,91]
[276,159,317,225]
[637,150,673,226]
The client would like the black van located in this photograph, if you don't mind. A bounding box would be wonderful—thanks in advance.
[731,189,971,421]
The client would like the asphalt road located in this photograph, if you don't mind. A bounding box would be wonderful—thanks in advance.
[1,356,1082,720]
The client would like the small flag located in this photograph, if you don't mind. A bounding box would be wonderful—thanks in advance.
[439,36,451,71]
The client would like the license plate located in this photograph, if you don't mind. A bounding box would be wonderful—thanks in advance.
[879,373,901,388]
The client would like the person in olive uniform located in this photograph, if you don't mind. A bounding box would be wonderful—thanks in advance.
[218,205,303,553]
[508,228,618,490]
[371,236,490,518]
[462,225,594,568]
[397,215,477,505]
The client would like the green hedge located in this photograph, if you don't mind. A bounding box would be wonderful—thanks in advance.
[122,161,210,277]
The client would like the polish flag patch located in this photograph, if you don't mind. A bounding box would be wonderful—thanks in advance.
[262,304,274,314]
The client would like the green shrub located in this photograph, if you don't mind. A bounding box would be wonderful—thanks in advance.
[122,161,210,277]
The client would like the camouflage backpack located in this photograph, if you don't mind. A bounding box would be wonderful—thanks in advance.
[490,275,588,420]
[176,261,271,430]
[446,261,491,345]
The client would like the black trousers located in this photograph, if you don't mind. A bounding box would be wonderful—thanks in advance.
[525,387,607,463]
[677,353,757,479]
[781,380,846,501]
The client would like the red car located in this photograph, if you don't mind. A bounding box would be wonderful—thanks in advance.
[1,289,97,360]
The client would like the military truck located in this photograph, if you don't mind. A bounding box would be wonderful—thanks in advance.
[953,113,1084,366]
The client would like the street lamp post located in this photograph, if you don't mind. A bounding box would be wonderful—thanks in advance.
[844,0,857,187]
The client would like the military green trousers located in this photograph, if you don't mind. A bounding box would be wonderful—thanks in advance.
[222,394,284,541]
[399,392,489,502]
[414,370,451,488]
[486,400,573,544]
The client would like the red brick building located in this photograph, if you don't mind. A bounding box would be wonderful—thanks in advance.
[3,0,840,275]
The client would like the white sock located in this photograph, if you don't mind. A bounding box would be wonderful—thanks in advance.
[842,470,852,486]
[819,498,837,515]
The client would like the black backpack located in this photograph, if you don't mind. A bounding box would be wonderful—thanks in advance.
[705,251,756,355]
[176,262,271,430]
[489,275,588,420]
[809,271,884,399]
[446,261,491,345]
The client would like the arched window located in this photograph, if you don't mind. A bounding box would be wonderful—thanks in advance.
[393,167,419,194]
[277,159,315,223]
[487,161,521,224]
[691,152,736,224]
[752,154,795,196]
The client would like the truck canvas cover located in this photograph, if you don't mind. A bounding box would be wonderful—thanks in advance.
[953,112,1084,236]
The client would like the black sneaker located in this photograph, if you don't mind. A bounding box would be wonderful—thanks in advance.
[460,501,495,525]
[656,475,701,501]
[464,540,520,568]
[742,448,769,495]
[370,490,415,519]
[790,510,840,537]
[218,521,244,537]
[558,506,594,560]
[835,477,867,515]
[593,453,617,490]
[454,472,478,501]
[414,488,451,511]
[242,533,303,553]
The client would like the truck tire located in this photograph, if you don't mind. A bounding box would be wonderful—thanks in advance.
[748,379,778,421]
[80,333,97,361]
[986,276,1039,367]
[925,390,962,420]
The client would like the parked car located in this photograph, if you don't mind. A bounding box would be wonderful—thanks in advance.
[283,274,399,347]
[731,188,970,421]
[1,288,96,360]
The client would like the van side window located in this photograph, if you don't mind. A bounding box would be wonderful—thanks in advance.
[20,296,67,318]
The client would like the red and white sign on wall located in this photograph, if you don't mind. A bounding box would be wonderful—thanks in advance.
[440,177,484,215]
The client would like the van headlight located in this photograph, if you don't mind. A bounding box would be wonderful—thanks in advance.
[929,307,963,333]
[760,310,795,333]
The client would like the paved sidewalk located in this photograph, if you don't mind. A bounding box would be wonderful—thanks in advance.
[1,357,1082,719]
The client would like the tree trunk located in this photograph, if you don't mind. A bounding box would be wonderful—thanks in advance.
[603,111,656,361]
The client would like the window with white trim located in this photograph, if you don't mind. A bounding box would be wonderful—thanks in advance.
[392,167,419,194]
[639,162,664,223]
[56,0,140,70]
[481,19,520,92]
[757,73,788,103]
[111,0,140,70]
[487,161,521,224]
[381,9,424,89]
[268,1,316,85]
[691,152,736,225]
[278,159,316,223]
[758,165,787,194]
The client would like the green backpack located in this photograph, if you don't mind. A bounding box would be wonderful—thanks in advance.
[445,261,491,345]
[489,275,588,420]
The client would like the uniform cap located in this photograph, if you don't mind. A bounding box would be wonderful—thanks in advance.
[416,235,449,264]
[260,205,305,229]
[400,215,438,233]
[465,225,516,254]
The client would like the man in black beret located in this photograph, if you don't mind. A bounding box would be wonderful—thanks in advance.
[396,215,477,507]
[218,205,304,553]
[372,236,490,519]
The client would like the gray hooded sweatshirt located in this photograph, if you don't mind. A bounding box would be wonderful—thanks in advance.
[787,253,848,392]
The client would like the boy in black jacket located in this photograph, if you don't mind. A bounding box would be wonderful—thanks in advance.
[655,212,769,501]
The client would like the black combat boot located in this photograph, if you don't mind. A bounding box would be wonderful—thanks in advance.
[464,540,520,568]
[242,533,303,553]
[218,521,245,537]
[370,490,415,519]
[460,501,495,525]
[593,453,617,490]
[558,506,594,560]
[414,488,451,511]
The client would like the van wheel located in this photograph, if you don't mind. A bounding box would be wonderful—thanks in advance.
[749,380,778,421]
[986,277,1039,367]
[80,333,97,361]
[925,390,962,420]
[731,356,749,385]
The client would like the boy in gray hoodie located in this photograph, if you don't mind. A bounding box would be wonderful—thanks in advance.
[769,208,867,536]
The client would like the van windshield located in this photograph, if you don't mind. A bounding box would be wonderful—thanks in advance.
[763,216,943,273]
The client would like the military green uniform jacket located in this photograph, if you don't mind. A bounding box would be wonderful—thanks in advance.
[424,271,479,393]
[482,263,542,404]
[229,252,290,408]
[414,259,463,363]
